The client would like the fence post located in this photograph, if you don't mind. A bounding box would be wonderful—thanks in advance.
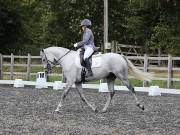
[0,54,2,79]
[10,53,14,80]
[158,48,161,67]
[167,54,173,88]
[143,54,148,86]
[115,41,118,53]
[111,40,117,53]
[62,71,66,83]
[111,41,115,53]
[26,53,31,80]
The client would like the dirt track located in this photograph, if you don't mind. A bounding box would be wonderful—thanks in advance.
[0,85,180,135]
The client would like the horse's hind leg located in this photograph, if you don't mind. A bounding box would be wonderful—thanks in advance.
[121,78,144,110]
[75,83,97,112]
[102,77,116,113]
[55,83,72,112]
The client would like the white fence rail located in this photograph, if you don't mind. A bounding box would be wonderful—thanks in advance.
[0,53,180,88]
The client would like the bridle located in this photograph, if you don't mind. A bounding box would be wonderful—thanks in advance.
[42,49,71,73]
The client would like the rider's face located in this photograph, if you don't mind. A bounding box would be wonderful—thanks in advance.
[81,26,86,31]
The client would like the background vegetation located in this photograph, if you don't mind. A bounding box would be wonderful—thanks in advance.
[0,0,180,55]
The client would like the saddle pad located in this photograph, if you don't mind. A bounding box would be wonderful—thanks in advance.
[75,53,102,68]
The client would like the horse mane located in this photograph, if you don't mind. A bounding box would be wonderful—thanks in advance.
[44,46,70,53]
[43,46,75,60]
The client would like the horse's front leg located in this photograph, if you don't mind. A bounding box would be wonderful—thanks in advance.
[75,82,97,112]
[55,83,73,112]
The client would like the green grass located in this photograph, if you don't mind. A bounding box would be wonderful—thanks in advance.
[2,63,180,89]
[2,73,180,89]
[47,76,62,82]
[170,81,180,89]
[30,67,44,73]
[148,80,167,88]
[29,75,37,81]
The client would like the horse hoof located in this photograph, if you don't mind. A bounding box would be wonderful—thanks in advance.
[93,107,98,113]
[55,109,60,112]
[137,103,145,111]
[139,104,145,111]
[141,105,145,111]
[101,109,107,113]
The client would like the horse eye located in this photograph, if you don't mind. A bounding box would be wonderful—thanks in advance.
[42,59,46,62]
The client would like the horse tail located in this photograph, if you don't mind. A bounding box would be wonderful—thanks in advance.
[122,55,153,82]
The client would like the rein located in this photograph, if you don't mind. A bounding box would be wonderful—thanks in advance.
[55,50,72,65]
[43,49,72,70]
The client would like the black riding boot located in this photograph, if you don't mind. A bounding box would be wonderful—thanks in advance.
[84,58,93,77]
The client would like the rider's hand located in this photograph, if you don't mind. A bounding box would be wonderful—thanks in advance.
[74,43,78,48]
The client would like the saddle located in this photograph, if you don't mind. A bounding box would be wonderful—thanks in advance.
[79,48,99,82]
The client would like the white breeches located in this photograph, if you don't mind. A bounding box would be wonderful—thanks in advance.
[84,47,94,60]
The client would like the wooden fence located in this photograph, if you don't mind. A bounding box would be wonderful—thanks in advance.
[111,41,165,66]
[0,53,62,81]
[0,53,180,88]
[111,41,143,56]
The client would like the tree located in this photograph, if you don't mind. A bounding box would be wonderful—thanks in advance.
[0,0,180,55]
[47,0,104,49]
[0,0,24,54]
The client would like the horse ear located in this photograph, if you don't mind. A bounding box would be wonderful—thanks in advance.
[40,49,44,56]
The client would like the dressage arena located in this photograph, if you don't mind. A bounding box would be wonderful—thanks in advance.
[0,85,180,135]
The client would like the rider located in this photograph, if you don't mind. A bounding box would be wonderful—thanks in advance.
[74,19,96,77]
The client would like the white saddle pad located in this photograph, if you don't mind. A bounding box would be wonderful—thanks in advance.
[75,53,102,68]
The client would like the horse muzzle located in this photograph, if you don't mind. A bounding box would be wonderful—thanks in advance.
[44,63,52,74]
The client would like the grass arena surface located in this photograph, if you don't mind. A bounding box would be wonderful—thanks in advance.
[0,85,180,135]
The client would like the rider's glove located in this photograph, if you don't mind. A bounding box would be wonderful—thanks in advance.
[74,43,78,48]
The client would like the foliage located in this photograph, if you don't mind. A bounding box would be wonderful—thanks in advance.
[0,0,24,54]
[0,0,180,55]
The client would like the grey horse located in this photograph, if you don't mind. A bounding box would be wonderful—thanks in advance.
[40,47,153,112]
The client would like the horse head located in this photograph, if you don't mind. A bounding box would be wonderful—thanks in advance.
[40,49,57,74]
